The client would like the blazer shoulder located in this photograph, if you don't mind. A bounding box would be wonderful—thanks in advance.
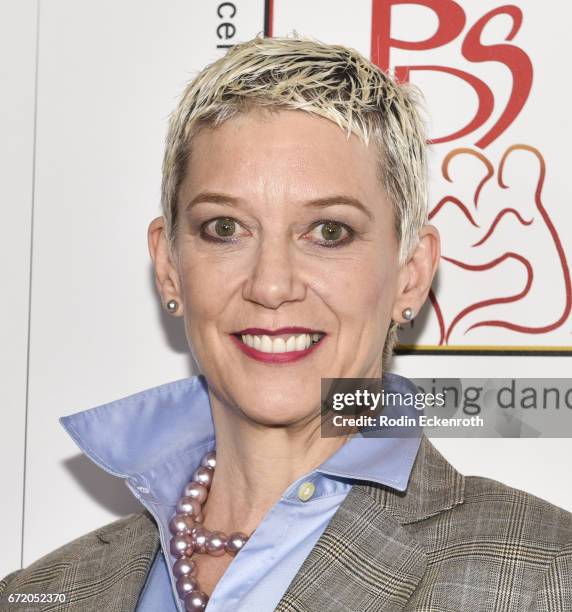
[460,474,572,544]
[0,511,155,596]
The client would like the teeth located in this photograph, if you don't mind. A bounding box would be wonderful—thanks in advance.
[260,335,272,353]
[295,334,308,351]
[285,336,297,351]
[240,333,322,354]
[273,338,286,353]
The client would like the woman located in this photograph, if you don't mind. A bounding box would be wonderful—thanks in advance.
[1,36,571,612]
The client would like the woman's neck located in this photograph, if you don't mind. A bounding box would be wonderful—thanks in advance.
[199,391,352,535]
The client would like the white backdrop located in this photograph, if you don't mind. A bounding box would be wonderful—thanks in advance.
[1,0,571,579]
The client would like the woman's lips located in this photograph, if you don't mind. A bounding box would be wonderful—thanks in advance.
[229,332,326,363]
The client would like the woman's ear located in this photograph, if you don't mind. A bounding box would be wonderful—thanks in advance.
[392,224,440,323]
[147,216,183,316]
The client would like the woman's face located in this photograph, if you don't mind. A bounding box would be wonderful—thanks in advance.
[172,109,407,426]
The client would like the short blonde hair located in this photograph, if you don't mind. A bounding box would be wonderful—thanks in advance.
[161,35,429,369]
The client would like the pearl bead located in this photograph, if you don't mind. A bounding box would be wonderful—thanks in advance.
[200,451,216,469]
[176,575,199,598]
[176,496,202,518]
[170,533,194,558]
[192,466,214,489]
[205,531,227,556]
[191,526,208,553]
[173,557,196,578]
[226,531,249,555]
[184,590,208,611]
[169,513,195,535]
[183,482,208,504]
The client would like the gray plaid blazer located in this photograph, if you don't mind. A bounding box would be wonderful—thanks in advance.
[2,437,571,611]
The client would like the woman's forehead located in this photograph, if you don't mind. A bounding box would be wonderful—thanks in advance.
[182,109,383,205]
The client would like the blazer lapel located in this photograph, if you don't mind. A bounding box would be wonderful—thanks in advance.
[42,511,160,612]
[275,437,465,612]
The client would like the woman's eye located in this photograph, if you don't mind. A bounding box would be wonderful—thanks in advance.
[201,217,241,241]
[307,221,353,247]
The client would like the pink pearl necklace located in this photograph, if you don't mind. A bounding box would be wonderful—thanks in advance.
[168,450,249,611]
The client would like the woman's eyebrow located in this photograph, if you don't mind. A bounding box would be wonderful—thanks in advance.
[184,192,241,212]
[304,195,374,221]
[184,192,373,221]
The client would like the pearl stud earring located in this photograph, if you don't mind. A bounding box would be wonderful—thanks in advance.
[166,299,178,313]
[402,307,414,321]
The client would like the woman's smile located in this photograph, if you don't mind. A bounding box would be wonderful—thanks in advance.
[229,327,327,363]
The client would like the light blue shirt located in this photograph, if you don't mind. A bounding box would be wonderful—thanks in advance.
[60,373,422,612]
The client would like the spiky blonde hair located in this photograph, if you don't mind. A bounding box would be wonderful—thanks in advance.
[161,35,429,369]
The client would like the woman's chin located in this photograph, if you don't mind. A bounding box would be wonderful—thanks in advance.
[241,406,318,427]
[207,365,326,425]
[234,391,322,427]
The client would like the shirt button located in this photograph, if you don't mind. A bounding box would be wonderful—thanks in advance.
[297,481,316,502]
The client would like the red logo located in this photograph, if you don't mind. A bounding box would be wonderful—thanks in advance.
[428,145,571,345]
[371,0,533,148]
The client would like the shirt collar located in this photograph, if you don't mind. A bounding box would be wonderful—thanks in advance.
[60,373,421,500]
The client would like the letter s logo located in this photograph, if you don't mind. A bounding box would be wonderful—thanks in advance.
[462,5,533,148]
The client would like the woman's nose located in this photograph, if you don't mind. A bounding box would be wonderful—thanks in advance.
[242,236,306,309]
